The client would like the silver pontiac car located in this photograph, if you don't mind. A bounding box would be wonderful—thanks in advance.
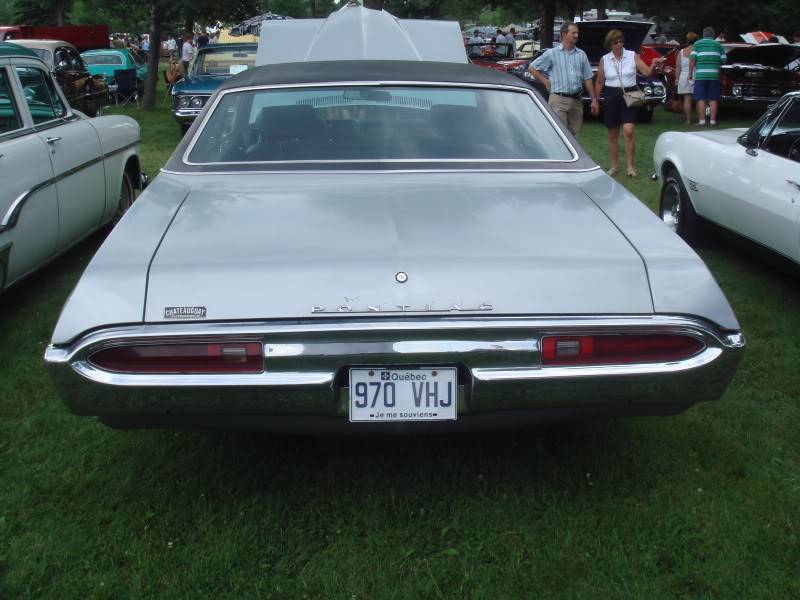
[45,8,744,432]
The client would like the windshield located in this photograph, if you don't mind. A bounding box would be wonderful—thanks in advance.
[83,53,123,66]
[187,85,574,165]
[191,47,257,76]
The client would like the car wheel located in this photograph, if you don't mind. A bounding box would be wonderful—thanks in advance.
[638,106,654,123]
[114,172,134,224]
[660,167,702,244]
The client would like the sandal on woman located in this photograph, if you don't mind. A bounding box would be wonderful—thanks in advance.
[626,167,637,177]
[607,167,618,176]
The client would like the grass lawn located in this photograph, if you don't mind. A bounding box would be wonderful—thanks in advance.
[1,86,799,599]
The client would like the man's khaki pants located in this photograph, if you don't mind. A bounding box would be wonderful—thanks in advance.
[548,94,584,135]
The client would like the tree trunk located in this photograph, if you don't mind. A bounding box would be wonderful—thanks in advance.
[565,2,576,21]
[362,0,383,9]
[539,0,555,50]
[142,1,164,111]
[184,8,194,36]
[54,0,65,25]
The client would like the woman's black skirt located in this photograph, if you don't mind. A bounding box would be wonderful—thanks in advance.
[603,86,639,128]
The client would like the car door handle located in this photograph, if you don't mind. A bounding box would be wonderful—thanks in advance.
[788,180,800,191]
[45,136,62,144]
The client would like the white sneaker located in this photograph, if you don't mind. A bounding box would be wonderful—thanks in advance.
[697,121,706,126]
[709,120,716,126]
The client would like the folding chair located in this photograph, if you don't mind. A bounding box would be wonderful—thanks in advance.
[113,68,139,108]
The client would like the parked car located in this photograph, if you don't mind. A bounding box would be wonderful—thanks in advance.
[10,39,108,116]
[0,42,145,293]
[717,43,800,109]
[467,42,529,73]
[44,6,744,433]
[653,91,800,260]
[171,42,257,135]
[81,48,148,93]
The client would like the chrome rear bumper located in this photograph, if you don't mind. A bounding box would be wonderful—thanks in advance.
[44,315,744,431]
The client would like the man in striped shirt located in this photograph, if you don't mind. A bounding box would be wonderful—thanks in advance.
[689,26,727,125]
[528,22,598,134]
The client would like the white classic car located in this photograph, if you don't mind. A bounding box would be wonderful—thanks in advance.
[654,92,800,259]
[0,42,145,292]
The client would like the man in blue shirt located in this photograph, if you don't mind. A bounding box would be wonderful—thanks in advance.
[528,22,599,134]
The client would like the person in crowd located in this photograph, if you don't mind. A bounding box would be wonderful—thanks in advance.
[653,27,668,44]
[793,31,800,44]
[197,30,209,48]
[674,31,699,125]
[507,27,517,58]
[467,29,483,57]
[689,26,727,126]
[209,31,219,44]
[181,33,194,76]
[141,34,150,58]
[166,57,183,86]
[494,29,507,56]
[166,34,178,59]
[594,29,665,177]
[528,22,597,135]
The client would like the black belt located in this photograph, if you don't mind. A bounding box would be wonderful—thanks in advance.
[605,86,639,93]
[553,91,582,99]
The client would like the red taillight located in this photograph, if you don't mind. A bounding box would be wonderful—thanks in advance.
[541,335,704,366]
[89,342,263,374]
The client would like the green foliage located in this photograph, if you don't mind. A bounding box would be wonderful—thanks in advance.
[69,0,150,31]
[0,0,16,23]
[634,0,800,38]
[13,0,57,25]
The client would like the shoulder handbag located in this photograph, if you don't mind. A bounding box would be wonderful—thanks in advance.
[612,54,646,108]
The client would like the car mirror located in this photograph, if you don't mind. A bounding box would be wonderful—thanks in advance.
[738,127,758,148]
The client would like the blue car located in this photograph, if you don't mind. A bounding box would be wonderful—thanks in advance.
[172,43,257,135]
[82,48,148,93]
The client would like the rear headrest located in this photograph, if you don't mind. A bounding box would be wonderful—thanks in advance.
[429,104,481,137]
[256,104,325,141]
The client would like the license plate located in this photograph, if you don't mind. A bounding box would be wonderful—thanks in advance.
[348,367,457,422]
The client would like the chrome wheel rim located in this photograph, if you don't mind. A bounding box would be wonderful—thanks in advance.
[661,181,681,232]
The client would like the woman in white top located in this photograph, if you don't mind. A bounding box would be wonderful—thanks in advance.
[594,29,664,177]
[673,32,699,125]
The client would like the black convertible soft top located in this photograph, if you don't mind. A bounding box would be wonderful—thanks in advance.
[217,60,531,92]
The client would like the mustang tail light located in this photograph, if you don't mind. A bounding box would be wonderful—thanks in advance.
[541,335,704,366]
[89,342,263,374]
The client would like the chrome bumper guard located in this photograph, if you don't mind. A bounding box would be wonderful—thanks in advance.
[44,315,744,428]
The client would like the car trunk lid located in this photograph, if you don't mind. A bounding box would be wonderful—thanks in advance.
[144,173,654,322]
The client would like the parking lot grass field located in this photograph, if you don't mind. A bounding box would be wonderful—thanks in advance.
[1,96,799,599]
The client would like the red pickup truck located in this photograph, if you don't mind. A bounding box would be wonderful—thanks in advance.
[0,25,108,52]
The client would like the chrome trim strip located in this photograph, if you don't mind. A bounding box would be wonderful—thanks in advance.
[46,315,741,379]
[473,347,723,381]
[70,362,334,387]
[0,179,54,231]
[0,142,136,233]
[160,166,602,175]
[181,80,581,167]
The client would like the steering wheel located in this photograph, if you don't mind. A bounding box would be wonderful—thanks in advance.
[788,137,800,163]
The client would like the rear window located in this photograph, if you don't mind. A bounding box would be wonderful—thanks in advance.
[187,85,574,164]
[192,47,257,76]
[84,53,124,66]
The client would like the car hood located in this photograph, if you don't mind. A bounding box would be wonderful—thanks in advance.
[143,174,654,322]
[725,43,800,68]
[172,75,229,94]
[578,20,652,64]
